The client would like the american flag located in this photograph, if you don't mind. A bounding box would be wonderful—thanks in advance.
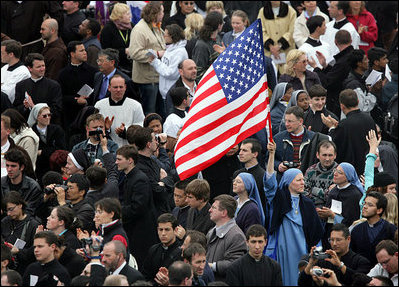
[174,19,271,180]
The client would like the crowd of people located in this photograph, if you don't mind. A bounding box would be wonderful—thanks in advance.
[1,1,398,286]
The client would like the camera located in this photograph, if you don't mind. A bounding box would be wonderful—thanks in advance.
[81,237,103,252]
[44,184,68,195]
[312,247,331,260]
[283,161,300,168]
[88,128,103,141]
[312,268,324,277]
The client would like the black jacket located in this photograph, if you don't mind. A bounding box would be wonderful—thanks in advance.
[121,166,158,268]
[67,198,95,232]
[22,259,71,286]
[58,246,86,279]
[304,108,338,135]
[1,214,40,249]
[120,263,145,285]
[186,203,215,236]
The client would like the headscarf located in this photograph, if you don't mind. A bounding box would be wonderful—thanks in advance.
[269,83,288,110]
[238,172,265,226]
[339,162,364,195]
[287,90,307,109]
[27,103,49,127]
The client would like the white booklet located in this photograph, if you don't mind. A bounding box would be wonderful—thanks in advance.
[385,63,392,82]
[271,53,286,65]
[365,69,382,86]
[77,84,94,97]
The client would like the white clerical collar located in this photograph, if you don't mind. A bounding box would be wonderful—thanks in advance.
[335,17,347,23]
[111,261,126,275]
[31,77,43,82]
[337,183,351,190]
[71,62,82,67]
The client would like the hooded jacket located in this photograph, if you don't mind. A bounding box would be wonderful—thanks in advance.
[11,127,39,170]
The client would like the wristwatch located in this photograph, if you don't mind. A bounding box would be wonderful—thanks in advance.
[339,262,345,269]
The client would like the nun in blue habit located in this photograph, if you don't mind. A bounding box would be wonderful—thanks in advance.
[233,172,265,234]
[264,168,323,286]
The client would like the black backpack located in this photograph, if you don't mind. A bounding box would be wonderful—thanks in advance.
[384,93,398,140]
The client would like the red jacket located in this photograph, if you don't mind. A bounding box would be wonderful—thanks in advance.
[347,9,378,54]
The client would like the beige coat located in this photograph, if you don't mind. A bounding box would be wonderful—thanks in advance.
[293,7,330,48]
[258,6,297,74]
[128,19,165,84]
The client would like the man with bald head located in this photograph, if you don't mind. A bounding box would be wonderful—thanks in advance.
[41,18,68,80]
[165,59,198,116]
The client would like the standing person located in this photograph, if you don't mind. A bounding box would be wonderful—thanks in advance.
[60,1,86,45]
[264,139,323,286]
[257,1,297,75]
[40,18,68,80]
[78,18,102,69]
[100,3,133,75]
[222,10,249,47]
[269,83,293,136]
[164,1,197,29]
[184,13,204,59]
[192,11,224,81]
[115,144,158,268]
[226,224,283,286]
[346,1,378,54]
[172,180,190,229]
[293,1,330,48]
[128,2,166,115]
[149,24,188,118]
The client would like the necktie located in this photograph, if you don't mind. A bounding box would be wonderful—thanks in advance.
[99,75,108,100]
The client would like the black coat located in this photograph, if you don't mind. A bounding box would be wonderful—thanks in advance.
[58,246,86,279]
[120,263,145,285]
[279,70,321,92]
[314,45,354,116]
[1,214,40,249]
[121,166,158,268]
[99,219,129,250]
[57,62,98,127]
[329,109,376,176]
[304,108,338,135]
[22,259,71,286]
[186,203,215,236]
[69,198,95,232]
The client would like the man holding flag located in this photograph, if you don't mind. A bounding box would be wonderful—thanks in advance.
[174,19,271,181]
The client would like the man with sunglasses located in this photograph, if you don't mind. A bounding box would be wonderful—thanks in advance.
[298,223,371,286]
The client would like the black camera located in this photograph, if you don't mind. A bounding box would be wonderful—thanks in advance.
[81,237,102,252]
[312,249,331,260]
[283,161,300,168]
[44,184,68,195]
[88,128,103,141]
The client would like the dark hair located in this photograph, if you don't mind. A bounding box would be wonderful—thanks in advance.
[213,194,237,219]
[0,270,22,286]
[134,127,153,151]
[86,166,107,189]
[6,147,35,180]
[95,197,121,220]
[331,223,350,238]
[175,179,191,191]
[24,53,45,67]
[116,144,138,165]
[67,40,84,55]
[306,15,325,34]
[70,275,91,286]
[388,56,398,75]
[185,230,207,250]
[372,276,394,287]
[185,179,210,202]
[183,243,206,262]
[335,30,351,45]
[54,205,79,230]
[337,1,350,15]
[367,191,388,215]
[143,113,163,128]
[67,173,90,193]
[168,261,192,285]
[157,213,178,229]
[375,240,398,256]
[86,18,101,36]
[4,191,27,213]
[49,150,69,173]
[246,224,267,240]
[308,84,327,99]
[1,243,12,263]
[285,106,304,120]
[98,48,119,66]
[42,171,64,186]
[34,230,59,246]
[368,47,387,67]
[126,125,142,145]
[141,1,163,23]
[170,87,189,107]
[349,49,366,70]
[165,24,185,43]
[2,108,28,134]
[1,39,22,59]
[199,11,223,41]
[241,138,262,155]
[4,148,25,168]
[339,89,358,108]
[317,140,337,154]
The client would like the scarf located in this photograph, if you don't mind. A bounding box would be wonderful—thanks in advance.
[238,172,265,226]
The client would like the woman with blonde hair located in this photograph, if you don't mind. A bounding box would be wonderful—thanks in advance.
[184,12,204,58]
[382,193,398,226]
[100,3,133,74]
[279,49,321,92]
[206,1,232,35]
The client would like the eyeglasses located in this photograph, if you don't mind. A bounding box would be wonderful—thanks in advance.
[380,256,393,266]
[95,210,104,214]
[96,58,109,64]
[182,2,194,5]
[328,237,345,243]
[333,168,344,175]
[7,205,17,212]
[41,113,52,118]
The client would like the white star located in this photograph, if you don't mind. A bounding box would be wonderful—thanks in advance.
[249,29,254,34]
[249,48,253,54]
[236,70,240,76]
[250,59,254,65]
[237,89,241,94]
[235,51,240,57]
[231,43,236,48]
[222,66,227,71]
[243,64,247,70]
[247,75,251,81]
[232,59,237,65]
[246,37,251,42]
[251,78,255,83]
[224,83,229,89]
[241,53,246,59]
[229,67,234,73]
[230,86,235,92]
[239,81,244,86]
[228,50,233,55]
[225,58,230,63]
[228,95,232,100]
[248,67,253,73]
[244,45,248,51]
[238,62,243,67]
[216,64,220,69]
[245,83,249,89]
[219,73,224,79]
[226,75,231,81]
[237,43,242,48]
[233,78,238,84]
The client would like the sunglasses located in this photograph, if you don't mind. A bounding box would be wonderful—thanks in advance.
[41,113,52,118]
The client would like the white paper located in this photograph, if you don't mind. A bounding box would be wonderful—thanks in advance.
[147,49,157,58]
[385,64,392,82]
[30,275,39,286]
[271,53,286,64]
[77,84,94,97]
[330,199,342,215]
[14,238,26,249]
[365,70,382,86]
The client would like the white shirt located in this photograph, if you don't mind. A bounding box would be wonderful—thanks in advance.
[368,263,398,286]
[112,261,127,275]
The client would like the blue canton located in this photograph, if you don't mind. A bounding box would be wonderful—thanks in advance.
[213,20,265,103]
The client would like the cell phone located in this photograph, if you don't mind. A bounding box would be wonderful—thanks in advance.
[25,92,29,100]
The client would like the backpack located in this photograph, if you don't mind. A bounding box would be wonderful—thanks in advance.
[384,93,398,140]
